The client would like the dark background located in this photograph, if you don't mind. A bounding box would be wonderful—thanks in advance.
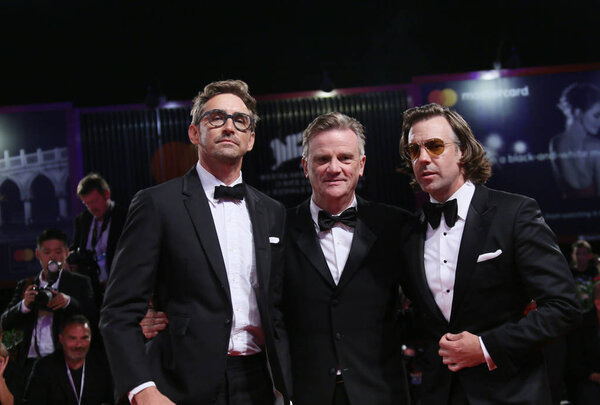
[1,2,599,108]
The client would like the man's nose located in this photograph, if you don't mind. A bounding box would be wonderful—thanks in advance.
[222,117,236,133]
[416,145,431,164]
[326,158,341,173]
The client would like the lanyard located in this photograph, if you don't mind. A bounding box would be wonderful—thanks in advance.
[66,360,85,405]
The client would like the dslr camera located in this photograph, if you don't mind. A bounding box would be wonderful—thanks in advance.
[66,249,99,280]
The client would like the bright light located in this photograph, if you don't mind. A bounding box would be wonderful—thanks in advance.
[485,133,503,151]
[316,90,338,98]
[513,141,527,154]
[479,70,500,81]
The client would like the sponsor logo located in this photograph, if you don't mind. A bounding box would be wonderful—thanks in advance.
[428,89,458,107]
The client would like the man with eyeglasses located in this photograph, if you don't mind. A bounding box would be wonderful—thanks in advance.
[398,103,580,404]
[100,80,290,405]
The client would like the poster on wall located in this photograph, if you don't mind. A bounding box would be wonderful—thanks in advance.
[418,65,600,240]
[0,104,78,280]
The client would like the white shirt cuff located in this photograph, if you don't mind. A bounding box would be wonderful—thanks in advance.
[478,336,497,371]
[128,382,156,403]
[20,300,31,313]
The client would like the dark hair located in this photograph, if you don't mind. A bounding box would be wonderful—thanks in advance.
[559,83,600,115]
[59,315,91,334]
[302,112,366,158]
[37,228,68,249]
[190,79,258,127]
[572,239,593,253]
[400,103,492,185]
[77,173,110,196]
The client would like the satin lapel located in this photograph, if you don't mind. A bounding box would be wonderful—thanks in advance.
[290,201,336,288]
[449,186,495,326]
[336,198,376,291]
[181,168,231,301]
[245,186,270,298]
[413,212,449,325]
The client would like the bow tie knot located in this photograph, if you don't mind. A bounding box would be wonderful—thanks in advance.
[214,184,246,200]
[422,199,458,229]
[318,207,357,232]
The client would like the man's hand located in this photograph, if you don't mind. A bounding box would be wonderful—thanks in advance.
[47,291,69,310]
[23,285,37,309]
[140,308,168,339]
[132,386,175,405]
[438,331,485,372]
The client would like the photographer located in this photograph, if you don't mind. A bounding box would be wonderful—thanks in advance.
[1,229,96,403]
[70,173,126,299]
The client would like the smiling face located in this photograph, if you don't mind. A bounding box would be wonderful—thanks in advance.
[59,323,91,367]
[188,93,255,171]
[302,128,366,214]
[409,116,465,202]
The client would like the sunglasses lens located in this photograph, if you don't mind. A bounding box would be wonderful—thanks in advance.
[407,144,420,160]
[424,139,445,155]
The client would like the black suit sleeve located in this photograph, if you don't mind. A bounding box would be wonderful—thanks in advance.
[99,189,162,396]
[480,197,581,374]
[1,279,33,332]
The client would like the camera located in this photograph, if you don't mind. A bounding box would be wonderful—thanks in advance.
[67,249,99,279]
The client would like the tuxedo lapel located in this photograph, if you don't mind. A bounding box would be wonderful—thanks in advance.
[450,186,495,325]
[245,186,270,295]
[181,168,231,301]
[336,198,376,291]
[290,200,336,287]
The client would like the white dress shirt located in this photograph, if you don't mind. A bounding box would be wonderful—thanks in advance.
[423,181,496,369]
[309,196,357,285]
[196,163,262,355]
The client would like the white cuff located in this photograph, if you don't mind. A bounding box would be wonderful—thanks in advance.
[478,336,497,371]
[128,381,156,403]
[20,300,31,313]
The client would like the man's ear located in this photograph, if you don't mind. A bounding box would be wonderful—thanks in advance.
[302,157,309,178]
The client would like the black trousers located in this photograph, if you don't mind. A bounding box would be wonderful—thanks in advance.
[215,352,274,405]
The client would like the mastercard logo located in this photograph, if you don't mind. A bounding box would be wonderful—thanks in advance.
[13,248,35,262]
[428,89,458,107]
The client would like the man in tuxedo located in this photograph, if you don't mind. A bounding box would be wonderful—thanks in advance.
[70,173,127,289]
[100,80,290,405]
[23,315,113,405]
[282,112,411,405]
[398,103,581,404]
[1,228,96,403]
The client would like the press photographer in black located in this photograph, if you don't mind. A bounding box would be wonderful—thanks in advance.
[0,229,96,403]
[70,173,127,303]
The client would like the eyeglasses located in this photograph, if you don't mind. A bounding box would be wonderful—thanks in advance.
[405,138,458,160]
[199,109,255,131]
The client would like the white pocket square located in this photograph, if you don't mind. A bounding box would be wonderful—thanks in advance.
[269,236,280,244]
[477,249,502,263]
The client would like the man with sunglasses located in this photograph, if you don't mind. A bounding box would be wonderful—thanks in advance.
[398,103,580,404]
[100,80,290,405]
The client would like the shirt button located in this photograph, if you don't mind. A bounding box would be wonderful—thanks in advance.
[446,289,450,293]
[224,319,231,325]
[335,332,342,340]
[443,232,447,236]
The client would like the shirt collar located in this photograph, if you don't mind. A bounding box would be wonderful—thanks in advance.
[309,195,358,230]
[195,162,243,205]
[430,180,475,221]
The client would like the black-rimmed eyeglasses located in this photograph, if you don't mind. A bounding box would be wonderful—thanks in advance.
[199,109,255,131]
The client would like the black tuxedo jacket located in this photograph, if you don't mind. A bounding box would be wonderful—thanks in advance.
[70,202,127,275]
[401,185,580,404]
[23,350,113,405]
[282,197,411,405]
[100,167,291,404]
[0,270,97,367]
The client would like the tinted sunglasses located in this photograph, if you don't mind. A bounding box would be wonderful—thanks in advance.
[405,138,457,160]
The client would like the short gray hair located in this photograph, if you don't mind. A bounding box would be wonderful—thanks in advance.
[302,112,365,158]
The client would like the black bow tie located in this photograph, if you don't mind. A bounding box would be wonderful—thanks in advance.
[318,207,357,232]
[214,184,245,200]
[422,199,458,229]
